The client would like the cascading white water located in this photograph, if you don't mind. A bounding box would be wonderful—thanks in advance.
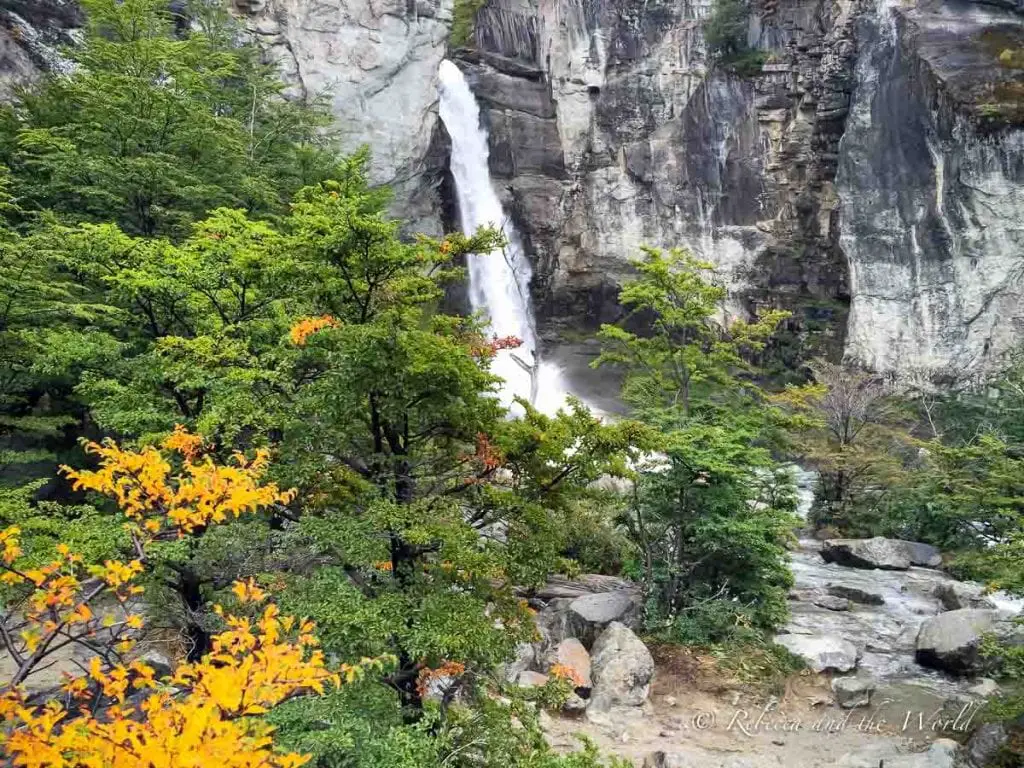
[437,59,570,415]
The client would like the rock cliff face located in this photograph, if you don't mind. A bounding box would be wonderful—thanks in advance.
[460,0,1024,377]
[3,0,1024,380]
[230,0,455,234]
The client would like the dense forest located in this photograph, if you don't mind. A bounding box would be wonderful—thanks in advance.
[0,1,1022,766]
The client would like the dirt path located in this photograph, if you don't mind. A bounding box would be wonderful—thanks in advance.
[545,664,963,767]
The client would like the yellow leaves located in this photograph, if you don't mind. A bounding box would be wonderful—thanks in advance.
[67,603,93,625]
[231,578,267,604]
[61,432,295,537]
[289,315,339,346]
[3,597,359,768]
[89,559,144,592]
[161,423,205,460]
[1,526,22,564]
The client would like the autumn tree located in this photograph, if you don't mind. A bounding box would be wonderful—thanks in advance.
[0,433,380,767]
[774,359,913,533]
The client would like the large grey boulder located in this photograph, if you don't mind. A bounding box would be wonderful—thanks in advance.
[821,538,913,570]
[899,540,943,568]
[588,622,654,713]
[775,633,859,672]
[915,609,1024,675]
[566,591,641,648]
[934,581,997,612]
[967,722,1009,767]
[527,574,638,601]
[832,675,875,708]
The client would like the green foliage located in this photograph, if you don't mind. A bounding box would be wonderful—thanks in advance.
[7,0,337,239]
[596,247,796,638]
[451,0,488,49]
[774,360,918,535]
[704,0,767,76]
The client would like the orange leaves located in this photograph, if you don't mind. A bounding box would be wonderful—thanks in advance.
[473,433,504,472]
[468,333,524,359]
[161,424,205,460]
[548,664,584,687]
[415,660,466,699]
[289,315,339,346]
[62,429,295,537]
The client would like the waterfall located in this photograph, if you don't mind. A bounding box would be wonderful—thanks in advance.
[437,59,569,415]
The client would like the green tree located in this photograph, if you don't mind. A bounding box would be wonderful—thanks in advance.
[6,0,336,239]
[595,247,796,638]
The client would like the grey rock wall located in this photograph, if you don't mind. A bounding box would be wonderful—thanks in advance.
[461,0,858,361]
[231,0,455,234]
[838,0,1024,381]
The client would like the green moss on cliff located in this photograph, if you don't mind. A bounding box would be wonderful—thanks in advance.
[451,0,487,49]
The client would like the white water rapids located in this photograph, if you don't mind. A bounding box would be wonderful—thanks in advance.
[437,60,571,416]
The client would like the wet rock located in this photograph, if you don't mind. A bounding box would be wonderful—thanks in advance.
[814,595,852,611]
[968,678,1000,698]
[545,637,592,689]
[915,609,1024,675]
[831,675,875,708]
[821,538,913,570]
[967,722,1008,767]
[774,634,859,672]
[588,622,654,713]
[826,584,885,605]
[934,582,997,612]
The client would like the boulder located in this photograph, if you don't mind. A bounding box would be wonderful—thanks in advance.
[821,538,912,570]
[588,622,654,713]
[934,582,997,612]
[916,609,1024,675]
[899,540,942,568]
[813,595,852,611]
[501,642,536,683]
[831,675,874,708]
[774,634,859,672]
[545,638,592,689]
[526,574,639,601]
[516,670,549,688]
[968,678,1000,698]
[967,722,1008,767]
[827,584,885,605]
[567,591,640,648]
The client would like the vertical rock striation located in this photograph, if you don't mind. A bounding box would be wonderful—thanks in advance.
[230,0,455,234]
[838,0,1024,381]
[460,0,859,360]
